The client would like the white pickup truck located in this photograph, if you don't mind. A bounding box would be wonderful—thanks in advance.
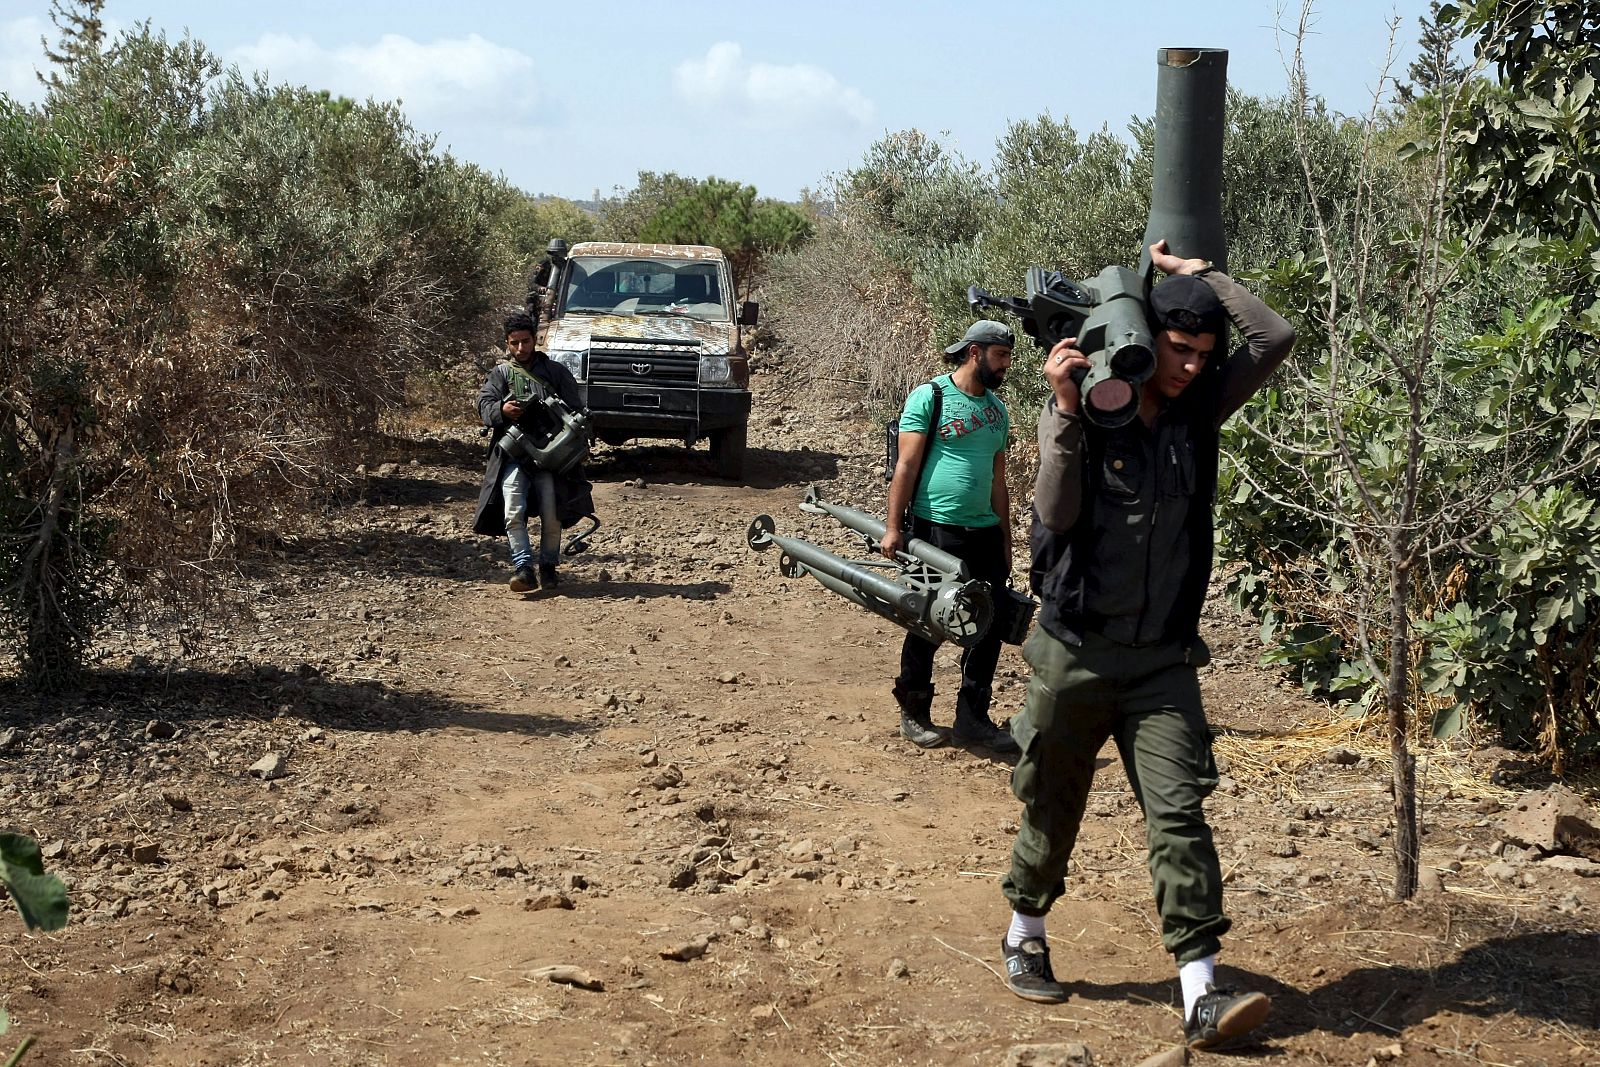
[543,242,758,479]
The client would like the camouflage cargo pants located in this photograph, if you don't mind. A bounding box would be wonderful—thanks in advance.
[1002,626,1230,964]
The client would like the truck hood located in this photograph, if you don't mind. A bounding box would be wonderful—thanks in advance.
[546,315,734,356]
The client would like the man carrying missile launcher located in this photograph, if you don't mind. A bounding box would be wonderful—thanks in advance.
[997,240,1294,1050]
[525,238,569,335]
[473,312,589,593]
[881,320,1020,756]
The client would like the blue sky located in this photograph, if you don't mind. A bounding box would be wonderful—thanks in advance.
[1,1,1442,201]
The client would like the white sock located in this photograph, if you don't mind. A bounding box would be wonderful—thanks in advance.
[1005,911,1046,948]
[1179,956,1216,1018]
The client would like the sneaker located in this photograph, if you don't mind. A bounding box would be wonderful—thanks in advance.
[538,563,560,590]
[1184,984,1270,1049]
[1000,936,1069,1003]
[899,710,947,749]
[953,715,1021,755]
[509,565,538,593]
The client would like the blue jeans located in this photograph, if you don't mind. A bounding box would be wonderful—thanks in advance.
[500,463,561,568]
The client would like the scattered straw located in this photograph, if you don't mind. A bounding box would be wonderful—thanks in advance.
[930,936,1003,982]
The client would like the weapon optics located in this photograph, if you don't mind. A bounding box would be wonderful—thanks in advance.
[966,47,1230,429]
[747,486,993,647]
[495,395,592,476]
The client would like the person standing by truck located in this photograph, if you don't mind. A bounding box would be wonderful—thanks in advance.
[880,320,1020,756]
[525,238,569,334]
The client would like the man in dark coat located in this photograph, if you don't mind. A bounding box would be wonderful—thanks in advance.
[472,312,593,592]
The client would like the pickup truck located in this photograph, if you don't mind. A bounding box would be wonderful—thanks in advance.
[542,242,758,479]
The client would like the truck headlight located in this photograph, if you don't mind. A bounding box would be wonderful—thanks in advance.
[698,355,731,385]
[551,349,585,380]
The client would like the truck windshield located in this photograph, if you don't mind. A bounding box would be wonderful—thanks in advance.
[562,257,730,320]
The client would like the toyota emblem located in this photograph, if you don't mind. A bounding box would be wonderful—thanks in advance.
[631,362,652,376]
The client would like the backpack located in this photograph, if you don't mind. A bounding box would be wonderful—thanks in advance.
[883,376,946,484]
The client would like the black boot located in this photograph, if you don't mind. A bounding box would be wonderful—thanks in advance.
[538,563,560,590]
[892,683,946,749]
[952,685,1019,754]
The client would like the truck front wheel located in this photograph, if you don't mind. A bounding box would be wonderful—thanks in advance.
[710,425,747,480]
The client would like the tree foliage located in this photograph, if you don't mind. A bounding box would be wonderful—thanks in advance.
[0,833,69,932]
[496,195,597,277]
[1,26,514,687]
[636,176,812,296]
[1218,0,1600,782]
[830,131,994,350]
[1397,1,1473,102]
[1454,0,1600,255]
[761,219,936,409]
[596,171,702,241]
[36,0,105,94]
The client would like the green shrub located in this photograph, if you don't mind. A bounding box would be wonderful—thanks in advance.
[1,25,512,685]
[761,221,935,410]
[495,194,597,279]
[637,176,812,296]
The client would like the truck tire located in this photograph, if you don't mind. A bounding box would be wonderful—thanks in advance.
[710,424,747,480]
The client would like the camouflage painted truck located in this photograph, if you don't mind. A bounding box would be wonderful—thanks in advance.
[543,242,758,479]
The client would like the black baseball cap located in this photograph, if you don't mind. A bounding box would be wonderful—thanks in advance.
[1149,275,1225,337]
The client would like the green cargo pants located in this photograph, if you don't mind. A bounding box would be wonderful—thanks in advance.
[1002,626,1229,964]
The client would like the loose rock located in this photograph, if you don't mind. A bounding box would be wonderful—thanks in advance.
[1130,1048,1187,1067]
[660,934,713,961]
[1003,1043,1094,1067]
[249,752,289,781]
[528,965,604,991]
[523,891,574,912]
[1498,785,1600,859]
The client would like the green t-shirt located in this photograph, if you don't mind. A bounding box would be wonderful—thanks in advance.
[898,376,1009,527]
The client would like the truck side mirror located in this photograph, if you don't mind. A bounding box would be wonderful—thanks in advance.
[738,301,760,327]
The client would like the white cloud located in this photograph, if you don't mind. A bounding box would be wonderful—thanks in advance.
[228,32,540,130]
[674,42,874,129]
[0,17,48,106]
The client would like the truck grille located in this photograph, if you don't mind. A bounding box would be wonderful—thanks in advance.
[590,348,699,386]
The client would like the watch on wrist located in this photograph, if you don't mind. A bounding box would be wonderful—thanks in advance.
[1192,261,1217,277]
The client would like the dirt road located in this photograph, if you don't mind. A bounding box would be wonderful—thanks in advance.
[3,368,1597,1066]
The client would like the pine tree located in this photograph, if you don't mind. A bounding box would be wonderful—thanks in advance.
[36,0,107,93]
[1397,1,1469,103]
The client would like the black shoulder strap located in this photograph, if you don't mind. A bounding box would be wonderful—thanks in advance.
[911,375,947,496]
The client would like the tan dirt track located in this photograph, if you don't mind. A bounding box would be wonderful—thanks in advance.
[3,364,1597,1067]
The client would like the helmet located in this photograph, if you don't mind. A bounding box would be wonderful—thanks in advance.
[546,238,569,257]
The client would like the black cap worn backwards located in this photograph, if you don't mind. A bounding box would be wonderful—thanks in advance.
[1149,275,1226,337]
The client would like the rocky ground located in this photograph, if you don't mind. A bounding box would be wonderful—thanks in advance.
[3,352,1599,1067]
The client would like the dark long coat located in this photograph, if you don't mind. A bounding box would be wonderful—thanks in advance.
[472,357,595,537]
